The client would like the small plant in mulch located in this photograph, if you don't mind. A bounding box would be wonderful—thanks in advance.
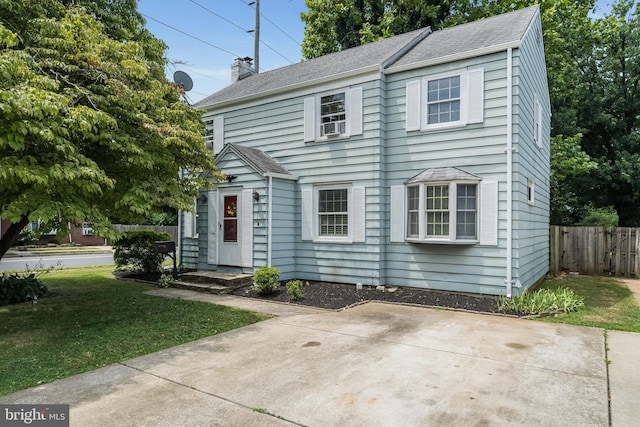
[286,280,303,301]
[252,266,281,295]
[496,287,584,316]
[156,274,174,288]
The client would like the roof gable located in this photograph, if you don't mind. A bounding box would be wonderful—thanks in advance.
[215,144,294,178]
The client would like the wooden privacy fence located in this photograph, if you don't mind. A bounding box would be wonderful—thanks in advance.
[550,226,640,278]
[111,225,178,243]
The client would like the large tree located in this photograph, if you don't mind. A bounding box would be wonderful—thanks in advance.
[0,0,220,259]
[301,0,452,59]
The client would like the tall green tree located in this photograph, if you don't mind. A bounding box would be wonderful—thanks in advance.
[301,0,452,59]
[0,0,220,259]
[577,0,640,225]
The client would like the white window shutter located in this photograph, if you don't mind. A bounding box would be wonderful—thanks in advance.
[405,80,421,131]
[207,190,217,265]
[303,97,316,142]
[352,186,366,242]
[241,189,254,268]
[390,185,405,242]
[183,210,193,238]
[301,187,313,240]
[348,87,363,136]
[214,115,224,154]
[467,68,484,124]
[479,180,498,246]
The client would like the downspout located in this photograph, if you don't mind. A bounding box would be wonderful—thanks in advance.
[506,47,514,298]
[267,175,273,266]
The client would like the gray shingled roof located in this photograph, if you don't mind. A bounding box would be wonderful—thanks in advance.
[219,144,292,177]
[196,6,538,109]
[405,167,481,184]
[388,6,538,70]
[195,28,426,108]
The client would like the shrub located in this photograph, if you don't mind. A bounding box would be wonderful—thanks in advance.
[578,205,618,227]
[0,273,48,306]
[497,287,584,315]
[286,280,303,301]
[253,266,280,295]
[113,230,173,275]
[14,228,37,246]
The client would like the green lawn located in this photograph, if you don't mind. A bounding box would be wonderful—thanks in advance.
[0,266,271,396]
[536,275,640,332]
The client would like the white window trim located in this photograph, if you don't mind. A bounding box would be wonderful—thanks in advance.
[422,70,467,130]
[82,222,94,236]
[527,179,535,205]
[405,180,479,244]
[406,68,484,132]
[304,87,363,142]
[301,184,366,244]
[533,94,542,148]
[314,184,353,243]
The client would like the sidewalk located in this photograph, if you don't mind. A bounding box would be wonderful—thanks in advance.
[4,246,113,258]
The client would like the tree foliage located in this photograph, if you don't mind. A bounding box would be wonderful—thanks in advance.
[0,0,221,259]
[301,0,452,59]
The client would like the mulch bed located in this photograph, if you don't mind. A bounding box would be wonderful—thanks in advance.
[230,280,522,316]
[118,271,522,316]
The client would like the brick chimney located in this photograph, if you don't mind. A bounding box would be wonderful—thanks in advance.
[231,57,256,83]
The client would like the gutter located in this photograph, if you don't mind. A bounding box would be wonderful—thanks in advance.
[506,47,514,298]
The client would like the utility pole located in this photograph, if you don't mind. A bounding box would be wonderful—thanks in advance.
[254,0,260,73]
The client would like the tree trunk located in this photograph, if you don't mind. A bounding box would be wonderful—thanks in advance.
[0,215,31,261]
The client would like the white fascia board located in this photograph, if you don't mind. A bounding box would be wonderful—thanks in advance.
[264,172,298,181]
[383,41,521,76]
[200,66,380,114]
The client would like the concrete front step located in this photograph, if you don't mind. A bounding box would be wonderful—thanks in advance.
[172,271,253,295]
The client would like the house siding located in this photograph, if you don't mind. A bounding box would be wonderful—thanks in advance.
[383,52,510,294]
[510,13,551,292]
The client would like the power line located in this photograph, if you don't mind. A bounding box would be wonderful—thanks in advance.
[141,13,241,59]
[239,0,302,46]
[187,0,251,34]
[186,0,294,66]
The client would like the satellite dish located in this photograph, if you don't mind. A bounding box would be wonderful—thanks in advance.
[173,70,193,92]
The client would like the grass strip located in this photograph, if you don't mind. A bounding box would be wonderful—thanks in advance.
[0,266,270,396]
[536,276,640,332]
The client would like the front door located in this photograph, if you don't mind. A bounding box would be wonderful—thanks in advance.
[218,190,242,266]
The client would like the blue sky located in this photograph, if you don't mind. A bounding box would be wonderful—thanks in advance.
[138,0,308,103]
[138,0,618,103]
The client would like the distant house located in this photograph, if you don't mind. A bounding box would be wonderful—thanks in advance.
[0,219,106,246]
[180,6,550,296]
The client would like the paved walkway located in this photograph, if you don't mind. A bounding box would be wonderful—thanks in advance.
[3,288,639,426]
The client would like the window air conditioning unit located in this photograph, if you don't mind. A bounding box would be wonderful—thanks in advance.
[322,122,341,137]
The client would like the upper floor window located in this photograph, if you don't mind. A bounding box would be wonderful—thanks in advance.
[427,76,461,125]
[320,93,346,137]
[204,119,214,152]
[533,94,542,148]
[304,87,363,142]
[203,115,223,154]
[406,68,484,132]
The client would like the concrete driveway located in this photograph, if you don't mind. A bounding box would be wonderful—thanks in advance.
[2,291,637,426]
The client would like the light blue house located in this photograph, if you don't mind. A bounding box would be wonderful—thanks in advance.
[180,6,550,297]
